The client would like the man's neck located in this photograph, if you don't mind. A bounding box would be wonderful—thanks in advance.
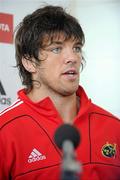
[51,93,79,124]
[27,86,79,124]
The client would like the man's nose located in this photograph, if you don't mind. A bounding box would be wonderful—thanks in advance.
[64,49,77,64]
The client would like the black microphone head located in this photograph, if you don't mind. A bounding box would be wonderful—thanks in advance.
[54,124,80,149]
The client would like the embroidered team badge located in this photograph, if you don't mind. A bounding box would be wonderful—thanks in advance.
[101,142,117,158]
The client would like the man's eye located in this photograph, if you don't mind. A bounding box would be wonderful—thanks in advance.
[51,47,62,54]
[73,46,81,53]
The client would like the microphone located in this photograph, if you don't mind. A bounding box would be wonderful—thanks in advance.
[54,124,82,180]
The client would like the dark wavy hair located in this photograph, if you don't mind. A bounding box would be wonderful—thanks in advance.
[15,5,85,91]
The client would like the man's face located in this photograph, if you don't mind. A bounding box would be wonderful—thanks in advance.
[36,36,82,96]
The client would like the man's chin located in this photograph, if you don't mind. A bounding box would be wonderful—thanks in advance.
[61,86,79,96]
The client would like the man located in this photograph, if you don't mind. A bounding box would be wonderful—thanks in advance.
[0,5,120,180]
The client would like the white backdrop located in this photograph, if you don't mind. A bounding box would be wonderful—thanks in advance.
[0,0,120,118]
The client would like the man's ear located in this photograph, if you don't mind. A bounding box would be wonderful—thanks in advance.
[22,58,37,73]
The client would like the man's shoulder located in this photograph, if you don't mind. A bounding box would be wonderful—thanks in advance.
[90,102,120,123]
[0,99,24,129]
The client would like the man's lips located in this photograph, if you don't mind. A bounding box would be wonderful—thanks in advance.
[61,68,79,81]
[62,68,78,75]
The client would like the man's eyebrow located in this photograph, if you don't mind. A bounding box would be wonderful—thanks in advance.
[44,40,82,48]
[50,41,82,45]
[42,41,63,49]
[43,41,63,48]
[74,41,82,45]
[51,41,63,45]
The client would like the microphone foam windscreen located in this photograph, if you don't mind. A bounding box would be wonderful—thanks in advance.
[54,124,80,149]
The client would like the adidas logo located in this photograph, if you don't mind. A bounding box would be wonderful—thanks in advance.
[28,148,46,163]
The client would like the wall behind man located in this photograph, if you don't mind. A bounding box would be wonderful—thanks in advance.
[0,0,120,118]
[70,0,120,118]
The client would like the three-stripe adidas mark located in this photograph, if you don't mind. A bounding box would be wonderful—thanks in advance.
[28,148,46,163]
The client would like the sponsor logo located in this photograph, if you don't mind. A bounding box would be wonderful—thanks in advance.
[0,23,10,32]
[102,142,117,158]
[0,80,11,105]
[28,148,46,163]
[0,13,13,44]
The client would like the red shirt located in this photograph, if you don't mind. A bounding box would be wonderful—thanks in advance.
[0,86,120,180]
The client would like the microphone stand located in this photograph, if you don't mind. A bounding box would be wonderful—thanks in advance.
[61,140,82,180]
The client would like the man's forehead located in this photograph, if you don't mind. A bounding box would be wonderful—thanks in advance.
[42,33,81,46]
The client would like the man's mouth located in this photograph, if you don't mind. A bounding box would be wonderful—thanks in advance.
[62,69,78,80]
[64,70,77,74]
